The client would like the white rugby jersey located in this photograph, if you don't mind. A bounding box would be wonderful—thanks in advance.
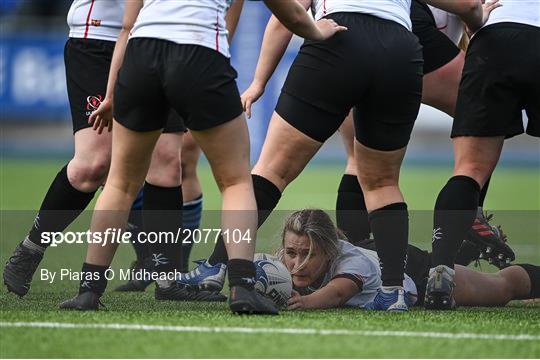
[67,0,124,41]
[131,0,233,58]
[484,0,540,29]
[296,240,418,308]
[311,0,412,31]
[429,6,464,45]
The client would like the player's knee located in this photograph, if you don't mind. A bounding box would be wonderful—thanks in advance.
[357,170,398,192]
[68,157,110,192]
[182,135,200,158]
[213,172,251,193]
[151,146,182,185]
[252,165,290,192]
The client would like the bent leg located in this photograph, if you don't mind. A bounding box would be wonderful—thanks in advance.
[421,51,464,117]
[454,264,532,306]
[432,136,504,269]
[355,140,408,288]
[205,112,323,266]
[27,128,111,249]
[68,127,112,192]
[252,112,322,192]
[336,112,371,244]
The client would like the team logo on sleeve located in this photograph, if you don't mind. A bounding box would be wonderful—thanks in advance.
[85,95,103,116]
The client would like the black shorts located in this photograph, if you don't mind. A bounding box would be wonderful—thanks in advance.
[355,239,431,306]
[452,23,540,138]
[65,38,185,134]
[114,38,243,132]
[275,12,423,151]
[411,0,461,74]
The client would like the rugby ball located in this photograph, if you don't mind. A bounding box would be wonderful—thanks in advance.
[253,253,293,308]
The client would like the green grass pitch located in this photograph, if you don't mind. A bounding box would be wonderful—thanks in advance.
[1,159,539,358]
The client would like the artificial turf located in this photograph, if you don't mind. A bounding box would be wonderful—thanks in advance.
[1,159,539,358]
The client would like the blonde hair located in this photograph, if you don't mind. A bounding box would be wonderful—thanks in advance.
[458,28,470,51]
[277,209,342,274]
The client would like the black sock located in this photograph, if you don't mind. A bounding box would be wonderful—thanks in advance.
[179,195,203,272]
[28,164,96,249]
[454,240,481,266]
[143,182,183,275]
[79,262,108,295]
[336,174,370,244]
[252,174,282,227]
[228,259,256,290]
[369,203,409,287]
[478,176,491,208]
[432,176,480,269]
[517,264,540,299]
[208,234,229,266]
[208,175,281,266]
[127,208,150,262]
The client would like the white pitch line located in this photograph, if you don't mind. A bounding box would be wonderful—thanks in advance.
[1,321,539,342]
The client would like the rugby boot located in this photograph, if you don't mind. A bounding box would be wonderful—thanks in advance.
[424,265,456,310]
[365,287,409,312]
[3,241,43,297]
[229,285,279,315]
[177,259,226,292]
[467,209,515,269]
[59,291,105,311]
[155,282,227,302]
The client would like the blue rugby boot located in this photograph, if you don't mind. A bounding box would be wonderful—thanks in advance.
[365,287,409,312]
[177,259,226,292]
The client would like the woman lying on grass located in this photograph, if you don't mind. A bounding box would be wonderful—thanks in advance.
[277,209,540,310]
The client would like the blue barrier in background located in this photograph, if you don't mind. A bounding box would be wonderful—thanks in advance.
[0,2,303,159]
[0,32,70,120]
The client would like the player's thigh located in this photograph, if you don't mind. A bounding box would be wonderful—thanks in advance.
[252,112,323,192]
[107,120,162,196]
[453,265,517,306]
[190,114,251,192]
[422,51,464,117]
[354,140,406,190]
[338,111,356,175]
[72,127,112,168]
